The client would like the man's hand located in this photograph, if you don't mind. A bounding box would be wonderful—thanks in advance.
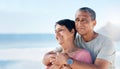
[61,64,72,69]
[48,64,60,69]
[52,52,70,66]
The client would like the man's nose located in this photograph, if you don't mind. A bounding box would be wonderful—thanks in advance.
[77,21,85,26]
[76,21,81,27]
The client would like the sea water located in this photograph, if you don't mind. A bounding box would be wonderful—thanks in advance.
[0,34,119,69]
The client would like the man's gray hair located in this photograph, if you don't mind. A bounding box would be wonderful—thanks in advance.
[79,7,96,20]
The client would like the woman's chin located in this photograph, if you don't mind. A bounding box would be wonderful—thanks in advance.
[58,41,63,45]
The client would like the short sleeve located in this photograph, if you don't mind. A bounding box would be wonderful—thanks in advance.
[97,39,116,63]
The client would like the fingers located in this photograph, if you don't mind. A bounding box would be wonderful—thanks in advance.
[48,53,56,58]
[48,52,70,66]
[50,59,56,65]
[56,52,69,57]
[56,52,60,55]
[55,53,70,65]
[61,65,72,69]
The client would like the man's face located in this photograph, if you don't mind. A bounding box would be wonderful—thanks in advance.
[75,11,96,35]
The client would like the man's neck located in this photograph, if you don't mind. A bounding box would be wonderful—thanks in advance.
[82,31,98,42]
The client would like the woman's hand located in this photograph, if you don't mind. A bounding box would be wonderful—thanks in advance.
[42,51,56,66]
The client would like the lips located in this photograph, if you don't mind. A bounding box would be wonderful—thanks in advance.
[77,27,85,30]
[76,27,86,34]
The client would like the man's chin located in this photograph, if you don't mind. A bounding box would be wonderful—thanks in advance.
[78,32,85,35]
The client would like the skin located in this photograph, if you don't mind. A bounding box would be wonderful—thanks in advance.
[43,24,79,69]
[55,24,74,46]
[53,11,111,69]
[43,11,111,69]
[75,11,97,42]
[53,24,79,69]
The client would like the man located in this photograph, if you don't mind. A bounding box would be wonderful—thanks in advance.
[43,7,115,69]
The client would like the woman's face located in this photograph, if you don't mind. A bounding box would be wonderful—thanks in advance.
[55,24,74,45]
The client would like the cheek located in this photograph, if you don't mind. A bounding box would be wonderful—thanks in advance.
[55,32,61,40]
[85,24,93,31]
[75,23,79,28]
[64,32,72,39]
[55,32,64,39]
[89,24,94,29]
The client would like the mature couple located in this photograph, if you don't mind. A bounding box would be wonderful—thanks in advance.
[43,7,115,69]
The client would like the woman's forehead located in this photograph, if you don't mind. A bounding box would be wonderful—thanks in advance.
[55,24,66,29]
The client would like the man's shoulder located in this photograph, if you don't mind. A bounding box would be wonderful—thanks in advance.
[75,33,112,42]
[96,34,114,48]
[98,33,113,42]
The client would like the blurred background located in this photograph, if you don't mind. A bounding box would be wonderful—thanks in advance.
[0,0,120,69]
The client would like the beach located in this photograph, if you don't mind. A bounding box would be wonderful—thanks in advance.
[0,34,119,69]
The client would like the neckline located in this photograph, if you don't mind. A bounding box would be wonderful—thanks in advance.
[81,34,100,44]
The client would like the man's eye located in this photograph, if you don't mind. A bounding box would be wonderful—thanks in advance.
[82,19,87,22]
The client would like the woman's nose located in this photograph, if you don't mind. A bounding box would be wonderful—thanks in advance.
[56,32,60,37]
[55,32,60,40]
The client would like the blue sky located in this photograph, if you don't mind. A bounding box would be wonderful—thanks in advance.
[0,0,120,34]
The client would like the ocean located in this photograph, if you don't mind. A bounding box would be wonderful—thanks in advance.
[0,34,119,69]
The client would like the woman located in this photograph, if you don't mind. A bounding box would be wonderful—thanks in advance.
[45,19,92,69]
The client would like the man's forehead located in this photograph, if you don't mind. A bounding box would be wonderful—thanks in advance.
[75,15,89,19]
[75,11,90,18]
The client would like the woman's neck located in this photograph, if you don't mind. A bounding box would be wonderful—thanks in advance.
[61,42,78,53]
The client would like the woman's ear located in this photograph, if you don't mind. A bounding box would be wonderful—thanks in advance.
[71,29,75,35]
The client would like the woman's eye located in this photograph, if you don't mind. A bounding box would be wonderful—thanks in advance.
[59,29,65,32]
[59,29,63,32]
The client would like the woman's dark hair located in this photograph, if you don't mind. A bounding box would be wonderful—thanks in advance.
[55,19,77,39]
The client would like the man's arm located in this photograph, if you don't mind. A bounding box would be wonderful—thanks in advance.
[53,53,110,69]
[70,58,110,69]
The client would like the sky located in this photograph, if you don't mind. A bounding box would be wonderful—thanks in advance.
[0,0,120,34]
